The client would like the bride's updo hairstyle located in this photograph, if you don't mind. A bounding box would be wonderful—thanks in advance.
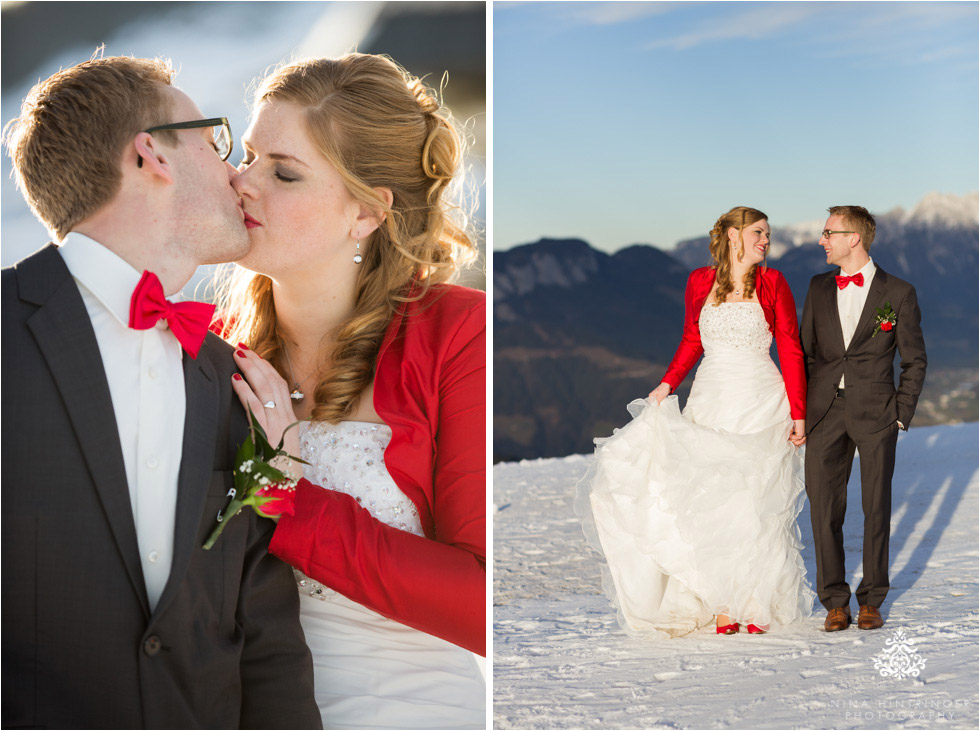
[708,206,767,306]
[218,53,476,423]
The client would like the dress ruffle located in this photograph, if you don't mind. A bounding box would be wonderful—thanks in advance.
[576,396,816,637]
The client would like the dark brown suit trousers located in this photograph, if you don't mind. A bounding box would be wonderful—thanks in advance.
[801,265,926,610]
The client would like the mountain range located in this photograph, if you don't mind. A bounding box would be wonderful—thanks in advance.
[494,192,979,461]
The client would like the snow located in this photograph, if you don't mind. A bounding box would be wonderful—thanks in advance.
[495,251,600,298]
[901,192,980,228]
[777,220,826,248]
[493,423,979,729]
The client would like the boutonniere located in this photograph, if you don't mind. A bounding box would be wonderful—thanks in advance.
[872,302,897,338]
[203,408,309,550]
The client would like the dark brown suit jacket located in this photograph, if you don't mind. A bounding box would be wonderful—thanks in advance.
[2,244,321,729]
[800,265,927,434]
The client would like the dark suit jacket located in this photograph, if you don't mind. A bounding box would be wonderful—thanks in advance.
[1,244,321,729]
[800,265,927,435]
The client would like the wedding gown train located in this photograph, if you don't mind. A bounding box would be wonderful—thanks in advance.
[295,420,486,730]
[576,302,816,636]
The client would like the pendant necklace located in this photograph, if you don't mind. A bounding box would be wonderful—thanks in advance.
[280,340,309,401]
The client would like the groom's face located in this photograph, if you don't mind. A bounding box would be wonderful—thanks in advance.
[819,214,856,267]
[163,87,250,265]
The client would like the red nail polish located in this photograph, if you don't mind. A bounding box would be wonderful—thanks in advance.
[233,373,243,381]
[237,342,249,350]
[236,350,245,358]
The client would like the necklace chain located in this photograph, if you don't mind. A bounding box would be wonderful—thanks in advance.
[280,338,311,401]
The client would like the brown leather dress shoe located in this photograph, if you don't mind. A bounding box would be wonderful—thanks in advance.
[857,605,884,630]
[824,607,852,631]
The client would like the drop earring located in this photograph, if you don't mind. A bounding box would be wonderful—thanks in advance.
[353,234,363,264]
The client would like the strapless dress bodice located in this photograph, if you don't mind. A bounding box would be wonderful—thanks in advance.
[293,420,424,601]
[699,301,772,354]
[291,420,485,728]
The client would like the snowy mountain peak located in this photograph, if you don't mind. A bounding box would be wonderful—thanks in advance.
[777,220,825,246]
[901,191,979,228]
[494,239,602,299]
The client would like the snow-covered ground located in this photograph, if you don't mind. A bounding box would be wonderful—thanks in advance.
[493,422,979,729]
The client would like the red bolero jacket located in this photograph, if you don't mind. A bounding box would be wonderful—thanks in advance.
[661,266,806,420]
[267,284,486,656]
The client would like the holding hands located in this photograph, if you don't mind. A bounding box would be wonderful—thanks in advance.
[789,420,807,448]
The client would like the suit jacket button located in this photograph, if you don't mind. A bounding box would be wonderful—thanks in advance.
[143,636,162,656]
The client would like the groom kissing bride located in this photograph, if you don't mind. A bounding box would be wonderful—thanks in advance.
[583,203,926,638]
[4,49,488,730]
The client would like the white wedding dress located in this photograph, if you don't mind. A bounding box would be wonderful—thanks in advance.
[295,421,486,730]
[577,302,816,636]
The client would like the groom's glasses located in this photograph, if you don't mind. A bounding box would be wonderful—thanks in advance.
[821,230,856,239]
[139,117,233,165]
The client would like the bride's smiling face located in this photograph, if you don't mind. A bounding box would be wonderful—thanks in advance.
[729,218,770,266]
[231,100,360,277]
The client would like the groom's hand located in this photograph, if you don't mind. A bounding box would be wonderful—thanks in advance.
[789,419,807,447]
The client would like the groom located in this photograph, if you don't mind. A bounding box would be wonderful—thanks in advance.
[2,57,320,727]
[801,205,926,632]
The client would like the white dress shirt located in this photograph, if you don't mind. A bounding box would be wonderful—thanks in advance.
[837,257,877,388]
[59,233,186,611]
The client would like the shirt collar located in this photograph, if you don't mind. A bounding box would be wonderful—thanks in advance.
[58,232,143,326]
[840,257,875,280]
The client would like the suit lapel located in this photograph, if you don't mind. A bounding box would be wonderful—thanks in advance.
[23,249,150,617]
[822,273,846,353]
[152,345,219,618]
[847,266,888,351]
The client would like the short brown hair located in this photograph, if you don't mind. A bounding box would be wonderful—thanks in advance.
[828,205,876,251]
[4,55,176,240]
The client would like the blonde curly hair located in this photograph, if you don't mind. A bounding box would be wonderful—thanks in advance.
[214,53,476,423]
[707,206,767,305]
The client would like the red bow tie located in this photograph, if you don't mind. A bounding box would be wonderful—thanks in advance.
[129,270,215,358]
[836,272,864,290]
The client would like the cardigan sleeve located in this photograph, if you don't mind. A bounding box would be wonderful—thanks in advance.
[268,301,487,656]
[771,271,807,420]
[661,269,707,391]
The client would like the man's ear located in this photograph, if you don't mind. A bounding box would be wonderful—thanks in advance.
[132,132,174,184]
[353,187,394,238]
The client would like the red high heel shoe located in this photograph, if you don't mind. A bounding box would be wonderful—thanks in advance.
[746,624,768,634]
[716,623,740,635]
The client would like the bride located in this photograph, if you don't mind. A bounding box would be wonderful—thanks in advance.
[577,206,816,636]
[217,54,485,728]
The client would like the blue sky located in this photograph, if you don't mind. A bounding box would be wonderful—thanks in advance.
[493,1,979,251]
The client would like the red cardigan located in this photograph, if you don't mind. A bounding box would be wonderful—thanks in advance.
[661,267,806,420]
[267,284,486,655]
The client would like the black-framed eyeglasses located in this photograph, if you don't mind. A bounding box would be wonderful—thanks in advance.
[821,229,856,239]
[142,117,233,162]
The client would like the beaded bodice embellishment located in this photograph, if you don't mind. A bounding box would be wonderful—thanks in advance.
[293,420,424,601]
[699,301,772,354]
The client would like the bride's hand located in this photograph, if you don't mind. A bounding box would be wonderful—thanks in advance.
[789,419,807,447]
[231,344,302,461]
[648,383,671,404]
